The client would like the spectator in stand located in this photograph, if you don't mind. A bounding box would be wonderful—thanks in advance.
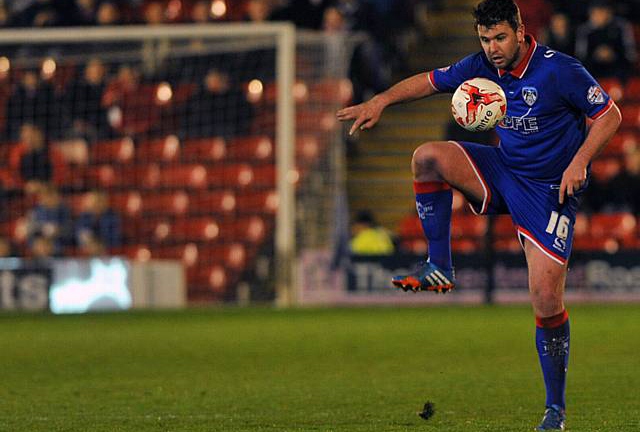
[64,58,112,142]
[539,12,575,56]
[8,123,69,194]
[350,210,395,255]
[0,236,16,257]
[270,0,328,29]
[71,0,98,26]
[29,234,56,260]
[26,183,73,255]
[607,151,640,213]
[95,2,122,25]
[322,5,389,104]
[575,0,637,83]
[179,68,253,139]
[243,0,274,23]
[5,69,60,141]
[75,190,122,256]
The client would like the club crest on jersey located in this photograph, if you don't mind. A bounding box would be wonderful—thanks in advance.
[522,87,538,106]
[587,85,605,104]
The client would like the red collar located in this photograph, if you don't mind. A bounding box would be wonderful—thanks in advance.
[497,34,537,79]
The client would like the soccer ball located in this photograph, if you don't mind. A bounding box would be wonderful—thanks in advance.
[451,77,507,132]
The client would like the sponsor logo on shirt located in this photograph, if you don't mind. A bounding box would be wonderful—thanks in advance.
[587,85,605,104]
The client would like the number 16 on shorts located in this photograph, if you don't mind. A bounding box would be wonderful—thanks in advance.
[546,211,570,252]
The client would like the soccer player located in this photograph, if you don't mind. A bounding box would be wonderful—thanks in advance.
[336,0,622,429]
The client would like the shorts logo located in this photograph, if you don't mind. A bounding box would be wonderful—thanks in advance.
[544,50,556,58]
[438,66,451,73]
[522,87,538,106]
[587,85,605,104]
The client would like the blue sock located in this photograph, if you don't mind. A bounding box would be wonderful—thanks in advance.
[535,310,570,409]
[413,181,453,270]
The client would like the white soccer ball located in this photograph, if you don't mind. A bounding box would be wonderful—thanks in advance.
[451,77,507,132]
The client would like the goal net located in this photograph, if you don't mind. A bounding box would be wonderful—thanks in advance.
[0,24,353,305]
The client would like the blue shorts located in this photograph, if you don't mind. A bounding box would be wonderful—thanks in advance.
[452,141,583,265]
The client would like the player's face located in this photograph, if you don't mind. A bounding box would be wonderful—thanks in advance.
[477,22,525,70]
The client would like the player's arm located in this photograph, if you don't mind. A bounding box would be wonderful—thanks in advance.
[336,72,439,136]
[559,102,622,204]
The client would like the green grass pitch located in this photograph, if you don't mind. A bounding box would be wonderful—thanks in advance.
[1,305,639,431]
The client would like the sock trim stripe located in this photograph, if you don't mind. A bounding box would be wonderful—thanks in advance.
[413,181,451,194]
[536,310,569,328]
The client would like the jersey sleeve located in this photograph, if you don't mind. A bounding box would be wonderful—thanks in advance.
[557,57,613,120]
[429,54,481,93]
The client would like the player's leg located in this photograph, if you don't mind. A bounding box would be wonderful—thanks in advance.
[392,141,486,292]
[524,241,569,431]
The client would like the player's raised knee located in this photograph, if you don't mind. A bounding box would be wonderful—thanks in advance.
[412,141,451,178]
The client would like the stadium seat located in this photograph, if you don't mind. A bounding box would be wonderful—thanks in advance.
[397,215,423,240]
[136,135,181,162]
[217,216,268,243]
[451,238,481,253]
[226,136,273,162]
[572,236,619,253]
[181,137,226,162]
[493,237,522,252]
[235,190,278,214]
[308,78,353,106]
[187,264,231,294]
[296,135,321,166]
[168,217,221,242]
[399,238,427,254]
[598,77,624,101]
[189,190,236,214]
[159,164,208,189]
[250,164,276,188]
[90,137,135,164]
[492,215,516,238]
[207,163,254,188]
[590,212,637,239]
[84,164,161,189]
[624,76,640,101]
[620,104,640,128]
[451,214,488,239]
[0,217,28,243]
[141,191,190,215]
[603,132,638,156]
[589,157,622,183]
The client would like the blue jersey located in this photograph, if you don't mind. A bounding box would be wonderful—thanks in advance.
[429,35,614,182]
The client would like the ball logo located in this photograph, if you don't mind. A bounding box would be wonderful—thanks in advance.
[451,78,507,132]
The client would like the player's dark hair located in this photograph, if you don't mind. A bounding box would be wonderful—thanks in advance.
[473,0,521,31]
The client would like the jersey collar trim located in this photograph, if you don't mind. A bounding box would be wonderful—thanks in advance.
[497,34,537,79]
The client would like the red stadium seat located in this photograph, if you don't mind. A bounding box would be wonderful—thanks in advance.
[492,214,516,238]
[159,164,208,189]
[624,76,640,101]
[451,238,481,253]
[603,132,638,156]
[0,217,28,243]
[451,214,488,239]
[251,164,276,188]
[217,216,269,243]
[493,237,521,252]
[181,137,226,162]
[207,163,254,188]
[226,136,273,162]
[189,190,237,214]
[572,236,619,253]
[169,217,222,242]
[296,135,322,165]
[397,215,423,240]
[590,157,622,183]
[308,78,353,106]
[84,164,161,189]
[90,137,135,164]
[620,104,640,128]
[187,264,231,293]
[235,190,278,214]
[141,191,190,215]
[590,213,637,239]
[598,77,624,102]
[399,238,427,254]
[136,135,181,162]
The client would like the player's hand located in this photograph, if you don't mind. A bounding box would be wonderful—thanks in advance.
[336,96,386,135]
[559,157,588,204]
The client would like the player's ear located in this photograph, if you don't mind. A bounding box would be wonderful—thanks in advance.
[516,24,525,43]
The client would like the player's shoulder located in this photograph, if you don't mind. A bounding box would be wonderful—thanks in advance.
[535,45,582,68]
